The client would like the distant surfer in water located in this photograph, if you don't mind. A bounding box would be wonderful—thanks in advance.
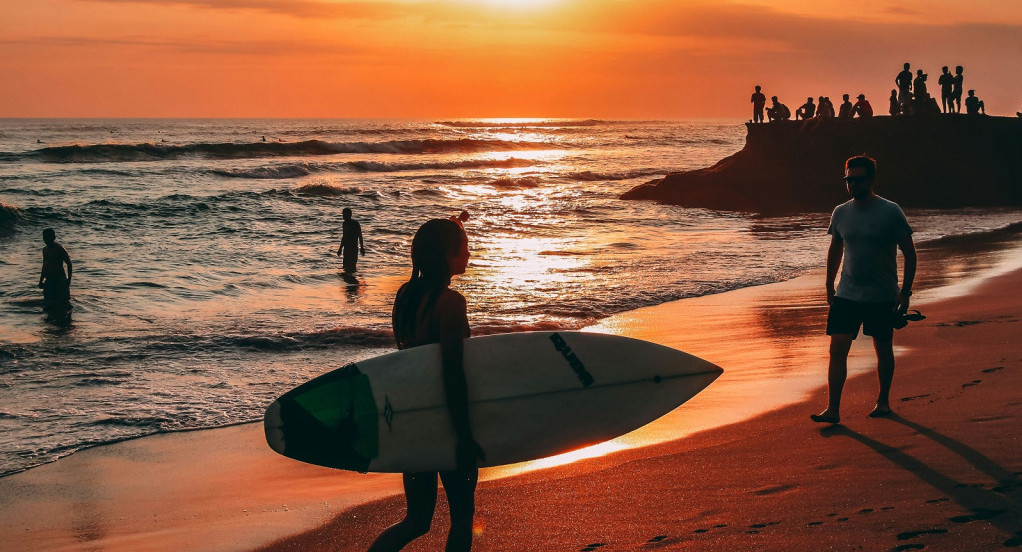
[449,210,470,228]
[38,228,72,313]
[336,208,365,272]
[812,156,917,424]
[369,218,483,552]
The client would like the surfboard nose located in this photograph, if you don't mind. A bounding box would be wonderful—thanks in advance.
[264,400,286,455]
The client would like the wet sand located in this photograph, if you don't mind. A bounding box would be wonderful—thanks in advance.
[1,231,1020,551]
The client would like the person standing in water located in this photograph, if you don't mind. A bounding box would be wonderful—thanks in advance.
[812,156,916,424]
[38,228,72,312]
[369,218,484,552]
[336,207,365,272]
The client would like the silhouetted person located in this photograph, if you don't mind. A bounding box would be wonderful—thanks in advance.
[913,69,928,102]
[766,96,790,122]
[336,207,365,272]
[449,210,470,228]
[261,135,267,142]
[952,66,964,113]
[838,94,854,120]
[795,97,816,120]
[39,228,72,313]
[852,94,873,118]
[895,63,913,110]
[812,156,917,424]
[816,96,835,119]
[751,86,767,123]
[369,218,483,552]
[965,90,985,115]
[888,90,900,116]
[938,66,954,113]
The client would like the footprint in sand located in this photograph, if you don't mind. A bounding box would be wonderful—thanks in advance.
[948,508,1006,523]
[962,380,981,388]
[892,544,925,551]
[925,497,950,504]
[901,393,932,402]
[860,508,875,514]
[714,524,727,528]
[897,528,948,540]
[881,506,896,511]
[807,521,824,526]
[982,366,1004,373]
[581,543,606,551]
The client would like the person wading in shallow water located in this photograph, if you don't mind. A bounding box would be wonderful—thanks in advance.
[336,207,365,272]
[369,218,484,552]
[38,228,72,313]
[812,156,917,424]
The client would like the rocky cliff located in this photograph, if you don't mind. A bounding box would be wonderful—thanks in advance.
[621,116,1022,213]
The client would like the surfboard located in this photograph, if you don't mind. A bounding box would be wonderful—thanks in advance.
[264,331,722,473]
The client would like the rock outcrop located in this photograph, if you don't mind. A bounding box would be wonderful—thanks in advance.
[621,116,1022,213]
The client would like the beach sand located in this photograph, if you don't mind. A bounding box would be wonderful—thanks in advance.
[2,236,1020,551]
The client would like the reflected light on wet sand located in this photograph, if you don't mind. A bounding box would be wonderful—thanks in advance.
[488,441,630,478]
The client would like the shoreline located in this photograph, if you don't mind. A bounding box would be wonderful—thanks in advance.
[1,229,1020,551]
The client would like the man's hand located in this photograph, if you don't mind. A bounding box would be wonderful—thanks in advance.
[826,286,835,305]
[897,293,911,314]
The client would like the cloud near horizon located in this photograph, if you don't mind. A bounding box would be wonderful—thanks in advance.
[1,0,1020,117]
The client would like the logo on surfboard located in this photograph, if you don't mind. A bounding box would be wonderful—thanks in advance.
[549,333,595,387]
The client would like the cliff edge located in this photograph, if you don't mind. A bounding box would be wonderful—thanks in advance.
[621,116,1022,213]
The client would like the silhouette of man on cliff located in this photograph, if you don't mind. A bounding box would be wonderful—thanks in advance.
[895,63,913,111]
[838,94,854,120]
[816,96,835,119]
[913,70,928,102]
[336,207,365,272]
[888,90,900,116]
[952,66,964,113]
[39,228,72,313]
[767,96,791,122]
[751,86,767,123]
[938,66,954,113]
[852,94,873,118]
[796,97,816,120]
[812,156,917,424]
[965,90,986,115]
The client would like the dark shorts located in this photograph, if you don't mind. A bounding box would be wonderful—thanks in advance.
[826,297,896,341]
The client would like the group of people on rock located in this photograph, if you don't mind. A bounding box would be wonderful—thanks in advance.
[751,62,992,123]
[892,62,983,115]
[751,86,872,123]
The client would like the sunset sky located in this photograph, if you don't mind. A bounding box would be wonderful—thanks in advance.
[2,0,1021,118]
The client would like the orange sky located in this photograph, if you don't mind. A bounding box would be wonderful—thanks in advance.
[2,0,1021,118]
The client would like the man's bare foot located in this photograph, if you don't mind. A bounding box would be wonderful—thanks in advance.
[811,410,840,424]
[868,404,892,418]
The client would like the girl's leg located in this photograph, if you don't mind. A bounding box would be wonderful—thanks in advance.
[367,472,439,552]
[439,468,479,552]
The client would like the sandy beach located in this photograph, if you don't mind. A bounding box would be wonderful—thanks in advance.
[2,233,1020,551]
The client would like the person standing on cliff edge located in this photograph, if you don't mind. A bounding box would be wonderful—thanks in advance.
[895,62,913,112]
[812,156,917,424]
[952,66,965,113]
[751,86,767,123]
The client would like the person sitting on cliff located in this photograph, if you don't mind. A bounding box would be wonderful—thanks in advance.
[795,97,816,120]
[913,70,929,101]
[816,96,835,119]
[888,90,901,116]
[852,94,873,118]
[938,66,954,113]
[964,90,986,115]
[751,85,767,123]
[895,62,913,112]
[767,96,791,122]
[838,94,854,120]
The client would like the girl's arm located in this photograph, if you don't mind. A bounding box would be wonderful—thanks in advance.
[436,290,484,468]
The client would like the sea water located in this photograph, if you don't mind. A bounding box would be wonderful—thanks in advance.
[0,118,1019,477]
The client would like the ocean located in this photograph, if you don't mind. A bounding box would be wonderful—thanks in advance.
[1,118,1020,478]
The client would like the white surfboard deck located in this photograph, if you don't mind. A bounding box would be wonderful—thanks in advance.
[264,331,722,473]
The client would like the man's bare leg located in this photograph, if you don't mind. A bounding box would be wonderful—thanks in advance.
[812,334,854,423]
[869,337,895,417]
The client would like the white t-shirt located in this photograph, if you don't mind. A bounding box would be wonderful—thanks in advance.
[828,196,912,303]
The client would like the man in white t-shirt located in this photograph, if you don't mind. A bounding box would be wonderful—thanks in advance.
[812,156,917,424]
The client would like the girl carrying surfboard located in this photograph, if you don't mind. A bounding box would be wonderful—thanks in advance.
[369,218,485,552]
